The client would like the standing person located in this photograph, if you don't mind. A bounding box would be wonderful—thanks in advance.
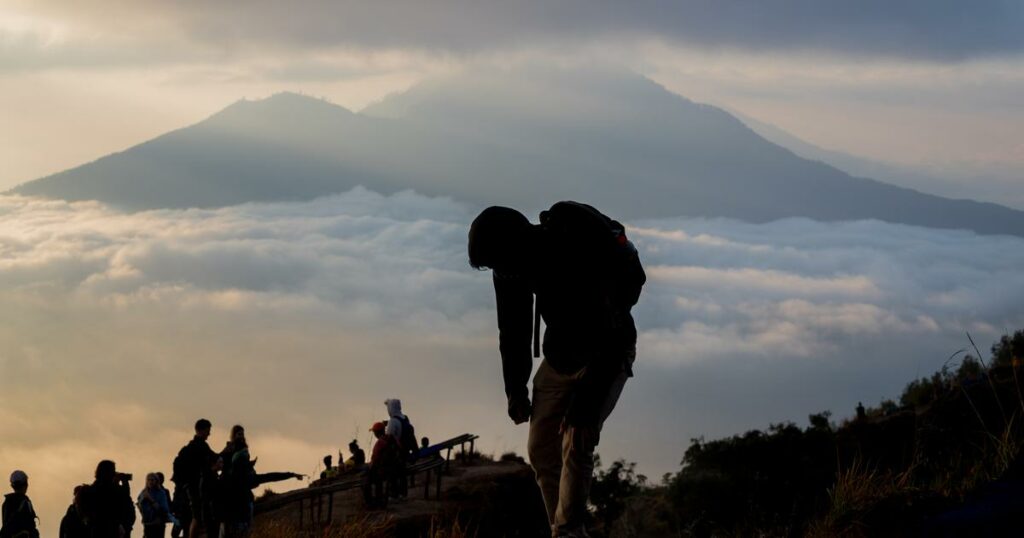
[468,202,645,538]
[138,473,179,538]
[383,399,417,460]
[59,485,90,538]
[362,423,399,509]
[219,428,302,538]
[171,419,216,538]
[85,460,136,538]
[1,470,39,538]
[383,399,414,497]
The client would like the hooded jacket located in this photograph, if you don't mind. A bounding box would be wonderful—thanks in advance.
[384,399,406,442]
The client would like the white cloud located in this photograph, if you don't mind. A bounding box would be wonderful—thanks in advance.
[1,190,1023,533]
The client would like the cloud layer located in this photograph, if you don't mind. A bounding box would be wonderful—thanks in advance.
[2,189,1023,533]
[9,0,1024,65]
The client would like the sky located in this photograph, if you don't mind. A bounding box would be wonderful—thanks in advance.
[2,1,1023,194]
[2,1,1024,533]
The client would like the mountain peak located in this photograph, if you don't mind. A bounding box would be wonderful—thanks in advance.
[11,66,1024,237]
[208,91,354,126]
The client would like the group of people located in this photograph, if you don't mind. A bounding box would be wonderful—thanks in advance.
[313,398,424,509]
[3,461,143,538]
[2,420,303,538]
[166,420,302,538]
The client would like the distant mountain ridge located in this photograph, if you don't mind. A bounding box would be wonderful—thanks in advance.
[12,66,1024,237]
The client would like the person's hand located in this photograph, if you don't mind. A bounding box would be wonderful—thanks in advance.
[507,395,532,425]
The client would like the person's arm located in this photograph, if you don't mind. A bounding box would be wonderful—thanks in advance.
[493,273,533,420]
[156,490,179,527]
[252,472,302,487]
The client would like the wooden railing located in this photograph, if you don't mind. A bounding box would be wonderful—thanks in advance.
[254,433,478,530]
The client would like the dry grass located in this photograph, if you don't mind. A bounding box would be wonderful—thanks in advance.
[250,513,477,538]
[250,513,396,538]
[806,459,916,538]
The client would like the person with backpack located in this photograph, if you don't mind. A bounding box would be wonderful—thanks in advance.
[383,399,418,460]
[1,470,39,538]
[138,473,180,537]
[468,201,645,538]
[171,419,216,538]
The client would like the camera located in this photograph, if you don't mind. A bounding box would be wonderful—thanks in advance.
[116,472,133,482]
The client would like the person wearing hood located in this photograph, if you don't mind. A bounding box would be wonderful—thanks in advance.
[1,470,39,538]
[384,399,417,461]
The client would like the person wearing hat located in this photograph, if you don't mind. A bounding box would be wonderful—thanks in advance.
[363,422,399,508]
[1,470,40,538]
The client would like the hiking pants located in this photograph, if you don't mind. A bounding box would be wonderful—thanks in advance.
[528,356,631,536]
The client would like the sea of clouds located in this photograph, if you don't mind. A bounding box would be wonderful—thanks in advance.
[2,188,1023,532]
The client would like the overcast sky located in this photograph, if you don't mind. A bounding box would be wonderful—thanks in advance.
[2,0,1023,193]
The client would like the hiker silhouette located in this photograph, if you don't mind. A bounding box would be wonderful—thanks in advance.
[2,470,40,538]
[79,460,135,538]
[468,201,645,537]
[219,425,302,538]
[171,418,216,538]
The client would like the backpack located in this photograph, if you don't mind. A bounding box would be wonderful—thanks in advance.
[170,449,187,485]
[397,416,417,459]
[534,201,646,357]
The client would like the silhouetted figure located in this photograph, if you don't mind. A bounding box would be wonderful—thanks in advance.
[1,470,39,538]
[59,485,89,538]
[417,438,443,460]
[83,460,136,538]
[362,422,400,509]
[219,426,302,538]
[468,201,645,537]
[319,455,334,480]
[856,401,866,421]
[384,399,418,461]
[344,440,366,471]
[199,458,224,538]
[138,472,179,537]
[171,419,215,538]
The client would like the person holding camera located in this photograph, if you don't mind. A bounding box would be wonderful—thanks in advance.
[85,460,136,538]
